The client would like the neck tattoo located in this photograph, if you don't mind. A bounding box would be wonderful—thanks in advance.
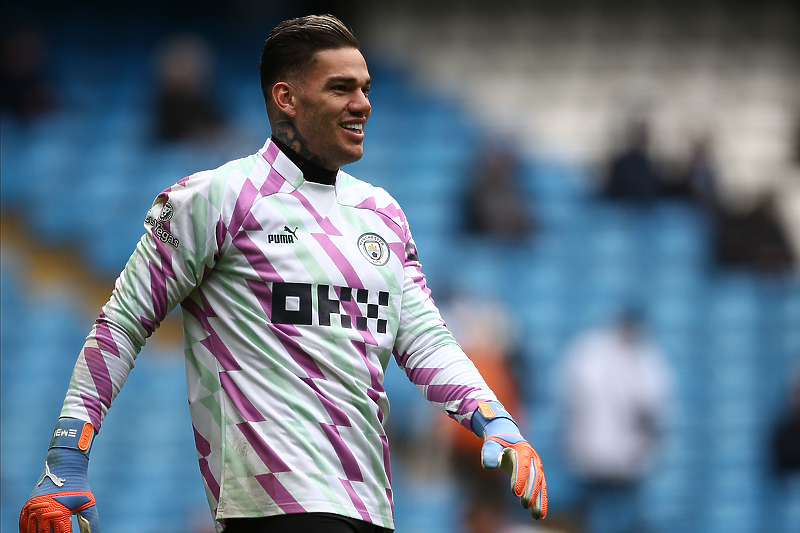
[271,132,338,186]
[272,120,329,169]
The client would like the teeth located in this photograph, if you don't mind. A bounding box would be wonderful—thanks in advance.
[343,124,363,131]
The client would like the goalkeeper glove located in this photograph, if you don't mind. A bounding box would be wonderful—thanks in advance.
[20,417,100,533]
[471,401,548,519]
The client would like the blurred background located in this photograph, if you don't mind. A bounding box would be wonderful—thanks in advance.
[2,1,799,532]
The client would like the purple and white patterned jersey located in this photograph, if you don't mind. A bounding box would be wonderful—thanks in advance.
[60,139,497,529]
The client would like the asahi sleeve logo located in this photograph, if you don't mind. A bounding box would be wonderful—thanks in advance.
[144,201,180,249]
[358,233,390,266]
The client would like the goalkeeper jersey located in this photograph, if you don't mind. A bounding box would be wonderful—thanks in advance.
[60,139,497,530]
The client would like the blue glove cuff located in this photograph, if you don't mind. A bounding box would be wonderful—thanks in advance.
[49,417,95,456]
[471,401,519,439]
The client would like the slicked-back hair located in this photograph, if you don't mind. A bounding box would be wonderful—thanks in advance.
[259,15,360,117]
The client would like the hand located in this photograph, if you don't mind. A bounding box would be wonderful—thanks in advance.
[481,428,547,519]
[20,419,100,533]
[472,402,547,519]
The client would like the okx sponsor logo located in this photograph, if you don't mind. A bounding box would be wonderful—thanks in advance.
[272,282,390,335]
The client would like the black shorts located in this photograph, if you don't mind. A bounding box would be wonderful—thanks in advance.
[224,512,394,533]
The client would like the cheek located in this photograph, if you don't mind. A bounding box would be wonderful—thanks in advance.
[309,108,337,135]
[296,112,325,143]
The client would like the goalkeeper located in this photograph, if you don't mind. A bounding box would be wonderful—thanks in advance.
[20,14,546,533]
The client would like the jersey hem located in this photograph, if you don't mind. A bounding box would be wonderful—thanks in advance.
[216,501,395,530]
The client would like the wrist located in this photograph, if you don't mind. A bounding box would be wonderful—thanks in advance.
[471,400,519,439]
[33,426,94,498]
[483,417,522,438]
[49,417,95,456]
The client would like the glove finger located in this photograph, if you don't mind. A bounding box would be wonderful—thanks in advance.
[518,455,535,506]
[530,458,548,520]
[20,500,68,533]
[19,501,37,533]
[76,505,100,533]
[21,508,38,533]
[22,514,36,533]
[480,439,505,470]
[498,446,519,479]
[531,487,543,519]
[512,449,533,501]
[18,506,29,533]
[19,512,31,533]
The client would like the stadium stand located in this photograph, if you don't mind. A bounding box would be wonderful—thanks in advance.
[2,2,799,532]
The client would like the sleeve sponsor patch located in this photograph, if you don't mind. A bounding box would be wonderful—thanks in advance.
[145,201,180,249]
[405,239,419,263]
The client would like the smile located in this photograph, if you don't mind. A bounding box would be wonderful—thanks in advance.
[341,123,364,133]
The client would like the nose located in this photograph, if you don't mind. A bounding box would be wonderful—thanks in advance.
[349,90,371,116]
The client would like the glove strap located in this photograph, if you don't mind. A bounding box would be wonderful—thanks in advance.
[471,400,519,439]
[49,418,95,456]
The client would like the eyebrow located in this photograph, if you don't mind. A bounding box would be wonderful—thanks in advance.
[326,75,372,86]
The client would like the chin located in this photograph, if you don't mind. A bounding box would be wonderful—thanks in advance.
[337,147,364,167]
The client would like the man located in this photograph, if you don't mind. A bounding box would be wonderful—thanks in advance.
[20,15,546,533]
[561,309,671,533]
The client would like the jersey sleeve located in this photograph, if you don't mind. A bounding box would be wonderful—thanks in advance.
[392,220,498,431]
[60,171,228,430]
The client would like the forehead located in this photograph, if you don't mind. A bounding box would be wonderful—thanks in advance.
[305,47,370,84]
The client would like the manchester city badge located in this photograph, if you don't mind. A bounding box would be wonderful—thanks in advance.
[358,233,390,266]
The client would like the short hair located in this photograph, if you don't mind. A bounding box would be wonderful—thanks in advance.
[259,14,359,116]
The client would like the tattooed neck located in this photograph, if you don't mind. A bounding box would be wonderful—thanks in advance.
[271,136,337,185]
[272,120,331,170]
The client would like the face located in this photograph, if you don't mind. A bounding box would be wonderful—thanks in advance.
[290,47,371,170]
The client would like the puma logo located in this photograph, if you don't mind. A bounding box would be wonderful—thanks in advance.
[269,226,299,244]
[38,461,65,488]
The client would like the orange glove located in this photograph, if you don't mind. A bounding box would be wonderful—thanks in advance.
[472,401,548,519]
[20,418,99,533]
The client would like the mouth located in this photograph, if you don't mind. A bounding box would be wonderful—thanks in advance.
[340,122,365,138]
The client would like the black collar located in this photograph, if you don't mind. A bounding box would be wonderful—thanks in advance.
[271,136,337,186]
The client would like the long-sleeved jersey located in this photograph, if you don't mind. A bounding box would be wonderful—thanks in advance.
[60,139,498,529]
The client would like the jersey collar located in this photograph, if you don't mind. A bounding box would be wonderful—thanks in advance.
[260,138,341,191]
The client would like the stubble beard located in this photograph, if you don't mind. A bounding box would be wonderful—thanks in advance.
[272,117,363,171]
[272,120,331,169]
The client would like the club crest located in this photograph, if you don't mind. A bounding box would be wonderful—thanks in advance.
[358,233,390,266]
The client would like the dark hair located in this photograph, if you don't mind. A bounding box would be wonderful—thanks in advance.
[259,14,359,113]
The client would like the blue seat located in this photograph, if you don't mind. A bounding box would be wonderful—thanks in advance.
[522,159,589,201]
[536,199,586,230]
[709,278,760,329]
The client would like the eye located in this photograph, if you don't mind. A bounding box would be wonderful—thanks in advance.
[362,87,371,97]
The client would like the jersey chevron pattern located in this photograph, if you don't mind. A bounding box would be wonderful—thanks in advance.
[60,139,497,529]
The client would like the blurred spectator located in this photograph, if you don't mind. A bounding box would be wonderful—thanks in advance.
[439,293,527,533]
[671,135,721,211]
[602,120,661,203]
[464,140,535,240]
[560,309,673,533]
[152,34,226,143]
[685,137,720,209]
[659,134,795,273]
[772,372,800,474]
[0,28,57,120]
[714,193,795,273]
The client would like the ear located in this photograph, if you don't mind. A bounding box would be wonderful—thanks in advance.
[272,82,297,118]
